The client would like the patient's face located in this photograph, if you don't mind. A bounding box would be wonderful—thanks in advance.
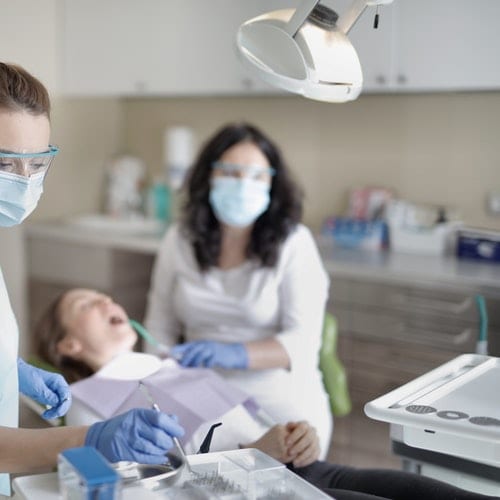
[58,288,137,366]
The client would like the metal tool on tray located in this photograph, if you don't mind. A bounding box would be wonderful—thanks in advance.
[138,381,193,474]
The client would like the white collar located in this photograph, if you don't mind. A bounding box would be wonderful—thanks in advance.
[95,351,162,380]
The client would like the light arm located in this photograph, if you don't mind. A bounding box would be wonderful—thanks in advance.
[338,0,395,34]
[285,0,320,37]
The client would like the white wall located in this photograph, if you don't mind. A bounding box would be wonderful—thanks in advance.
[0,0,122,354]
[0,1,59,354]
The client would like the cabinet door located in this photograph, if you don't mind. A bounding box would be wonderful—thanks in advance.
[63,0,290,96]
[394,0,500,91]
[323,0,395,92]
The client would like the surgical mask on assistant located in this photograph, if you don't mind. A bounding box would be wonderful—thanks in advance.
[0,171,45,227]
[209,177,271,227]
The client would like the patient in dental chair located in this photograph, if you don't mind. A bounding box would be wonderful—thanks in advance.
[34,288,497,500]
[34,288,318,465]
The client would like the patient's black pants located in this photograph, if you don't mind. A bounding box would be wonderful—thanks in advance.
[290,461,499,499]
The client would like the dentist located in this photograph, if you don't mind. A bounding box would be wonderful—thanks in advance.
[0,62,184,497]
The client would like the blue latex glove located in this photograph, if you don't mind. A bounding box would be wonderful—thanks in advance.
[171,341,248,369]
[17,358,71,419]
[85,408,185,464]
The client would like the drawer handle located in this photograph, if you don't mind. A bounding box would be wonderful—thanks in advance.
[397,324,473,348]
[390,295,472,315]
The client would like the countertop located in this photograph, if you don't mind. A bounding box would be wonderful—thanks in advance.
[25,220,162,254]
[25,222,500,292]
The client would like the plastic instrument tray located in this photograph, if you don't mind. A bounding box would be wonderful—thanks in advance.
[159,448,332,499]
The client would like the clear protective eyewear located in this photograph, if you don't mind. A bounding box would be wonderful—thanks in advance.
[212,161,276,181]
[0,145,59,177]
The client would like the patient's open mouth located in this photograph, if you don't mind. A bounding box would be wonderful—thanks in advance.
[110,315,125,325]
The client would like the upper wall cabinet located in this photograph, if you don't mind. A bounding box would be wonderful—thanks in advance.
[62,0,291,96]
[342,0,500,93]
[63,0,500,97]
[394,0,500,92]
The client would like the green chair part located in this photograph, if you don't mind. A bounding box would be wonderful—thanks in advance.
[319,313,352,417]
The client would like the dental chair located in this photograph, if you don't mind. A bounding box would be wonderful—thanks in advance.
[319,312,352,417]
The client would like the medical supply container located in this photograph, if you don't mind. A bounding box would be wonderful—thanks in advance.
[457,227,500,263]
[58,446,122,500]
[322,216,388,251]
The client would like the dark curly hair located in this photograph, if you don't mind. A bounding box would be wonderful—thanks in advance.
[182,122,303,270]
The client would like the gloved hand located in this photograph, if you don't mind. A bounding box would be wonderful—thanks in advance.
[17,357,71,419]
[171,341,248,369]
[85,408,185,464]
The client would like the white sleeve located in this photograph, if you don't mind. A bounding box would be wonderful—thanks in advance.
[144,226,183,348]
[275,226,329,373]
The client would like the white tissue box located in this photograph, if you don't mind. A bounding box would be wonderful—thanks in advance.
[390,222,461,256]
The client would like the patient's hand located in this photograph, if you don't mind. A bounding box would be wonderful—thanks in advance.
[242,421,319,468]
[242,424,292,464]
[284,421,320,468]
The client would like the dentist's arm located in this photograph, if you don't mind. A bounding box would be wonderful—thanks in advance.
[0,408,184,473]
[0,426,87,473]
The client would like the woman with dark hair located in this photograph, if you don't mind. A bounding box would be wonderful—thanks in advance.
[145,122,333,457]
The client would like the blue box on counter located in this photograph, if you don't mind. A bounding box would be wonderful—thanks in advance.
[457,228,500,263]
[322,217,388,251]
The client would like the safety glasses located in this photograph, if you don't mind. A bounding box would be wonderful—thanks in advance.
[212,161,276,181]
[0,145,59,177]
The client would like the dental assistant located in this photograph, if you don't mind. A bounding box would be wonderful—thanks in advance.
[145,122,332,458]
[0,62,183,496]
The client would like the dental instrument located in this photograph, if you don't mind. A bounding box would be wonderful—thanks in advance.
[129,320,172,357]
[137,381,193,474]
[475,294,488,355]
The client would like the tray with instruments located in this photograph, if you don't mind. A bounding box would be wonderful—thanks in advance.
[14,448,331,500]
[158,448,331,499]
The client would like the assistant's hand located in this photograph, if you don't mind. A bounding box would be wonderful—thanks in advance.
[85,408,185,464]
[284,421,320,468]
[171,341,248,369]
[17,358,71,419]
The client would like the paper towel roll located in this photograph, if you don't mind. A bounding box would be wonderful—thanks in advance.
[163,126,194,189]
[163,126,194,165]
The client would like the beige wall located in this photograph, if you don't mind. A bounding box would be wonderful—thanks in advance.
[121,91,500,232]
[34,97,123,220]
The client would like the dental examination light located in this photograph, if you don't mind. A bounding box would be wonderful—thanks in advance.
[236,0,394,103]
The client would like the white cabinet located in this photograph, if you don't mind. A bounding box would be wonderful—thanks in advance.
[62,0,291,96]
[330,0,396,92]
[329,0,500,93]
[62,0,500,97]
[394,0,500,92]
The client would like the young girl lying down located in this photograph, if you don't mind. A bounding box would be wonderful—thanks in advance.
[34,288,497,500]
[34,288,319,466]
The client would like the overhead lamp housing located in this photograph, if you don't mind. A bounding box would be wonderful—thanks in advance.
[236,0,394,103]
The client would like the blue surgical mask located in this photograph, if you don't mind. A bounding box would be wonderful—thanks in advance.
[209,177,270,227]
[0,171,45,227]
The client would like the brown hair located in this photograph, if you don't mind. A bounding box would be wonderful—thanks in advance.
[0,62,51,117]
[34,291,94,384]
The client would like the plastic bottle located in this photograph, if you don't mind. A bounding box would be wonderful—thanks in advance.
[146,178,171,224]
